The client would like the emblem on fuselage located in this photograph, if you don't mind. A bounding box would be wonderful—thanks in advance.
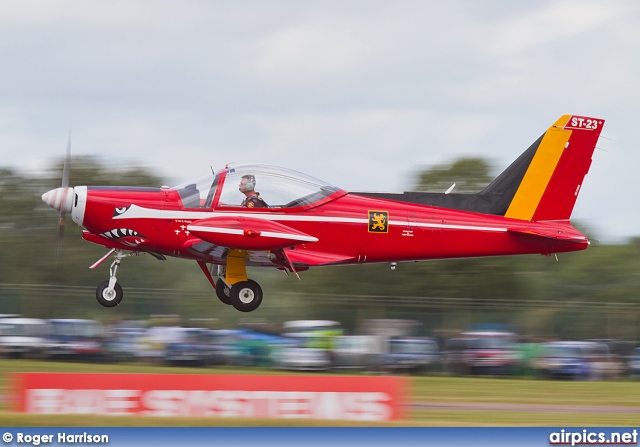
[368,210,389,233]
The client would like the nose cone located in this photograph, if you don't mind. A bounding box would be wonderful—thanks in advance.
[42,187,74,213]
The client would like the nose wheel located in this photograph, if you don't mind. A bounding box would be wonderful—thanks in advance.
[94,249,139,308]
[96,281,123,307]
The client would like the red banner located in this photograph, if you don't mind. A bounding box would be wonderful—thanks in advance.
[12,373,407,421]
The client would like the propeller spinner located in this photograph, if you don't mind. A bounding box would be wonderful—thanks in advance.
[41,186,73,213]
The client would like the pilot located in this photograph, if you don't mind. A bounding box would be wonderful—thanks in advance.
[239,174,268,208]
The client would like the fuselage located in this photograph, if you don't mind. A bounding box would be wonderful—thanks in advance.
[67,182,587,268]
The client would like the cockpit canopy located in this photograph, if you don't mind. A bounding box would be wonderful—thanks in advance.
[173,164,344,210]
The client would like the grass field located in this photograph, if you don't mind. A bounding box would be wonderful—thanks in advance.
[1,359,638,426]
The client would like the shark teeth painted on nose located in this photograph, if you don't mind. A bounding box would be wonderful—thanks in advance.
[100,228,144,239]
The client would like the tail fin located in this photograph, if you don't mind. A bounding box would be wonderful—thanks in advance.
[499,115,604,221]
[352,115,604,221]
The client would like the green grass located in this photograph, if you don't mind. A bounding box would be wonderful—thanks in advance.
[1,360,638,426]
[411,376,639,406]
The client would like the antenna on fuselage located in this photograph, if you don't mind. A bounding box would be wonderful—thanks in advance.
[445,183,456,194]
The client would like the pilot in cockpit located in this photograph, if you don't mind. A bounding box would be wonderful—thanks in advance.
[239,174,268,208]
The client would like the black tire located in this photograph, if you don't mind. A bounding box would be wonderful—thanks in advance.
[96,281,123,307]
[215,278,233,305]
[230,279,263,312]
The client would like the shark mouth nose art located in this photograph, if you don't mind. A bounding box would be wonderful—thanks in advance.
[100,228,147,248]
[100,228,144,240]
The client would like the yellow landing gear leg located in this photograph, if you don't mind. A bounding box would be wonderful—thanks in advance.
[225,249,248,285]
[223,249,263,313]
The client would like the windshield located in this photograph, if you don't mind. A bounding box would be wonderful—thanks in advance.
[218,164,341,209]
[173,174,219,209]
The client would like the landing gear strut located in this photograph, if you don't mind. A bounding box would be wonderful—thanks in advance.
[200,251,265,312]
[95,249,139,307]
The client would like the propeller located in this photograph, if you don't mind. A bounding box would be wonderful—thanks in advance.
[56,132,71,263]
[41,132,74,265]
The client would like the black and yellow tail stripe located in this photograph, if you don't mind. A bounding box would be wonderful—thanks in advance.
[504,115,571,221]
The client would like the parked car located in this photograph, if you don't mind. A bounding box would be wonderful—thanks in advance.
[137,326,183,363]
[535,341,621,380]
[629,347,640,378]
[535,341,592,380]
[380,337,440,375]
[281,320,343,351]
[104,327,146,362]
[512,341,542,377]
[583,341,623,379]
[276,333,331,371]
[332,335,382,371]
[442,337,473,376]
[213,329,291,367]
[461,331,518,376]
[0,318,48,359]
[45,319,107,361]
[587,339,635,376]
[164,327,220,366]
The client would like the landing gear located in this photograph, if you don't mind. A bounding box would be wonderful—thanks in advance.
[96,281,123,307]
[215,278,232,305]
[230,279,263,312]
[94,249,139,308]
[201,252,265,312]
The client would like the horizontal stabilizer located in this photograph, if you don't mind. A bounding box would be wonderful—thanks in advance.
[188,216,318,250]
[507,224,587,242]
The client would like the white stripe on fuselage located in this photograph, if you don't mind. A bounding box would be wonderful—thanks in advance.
[187,225,319,242]
[113,204,507,233]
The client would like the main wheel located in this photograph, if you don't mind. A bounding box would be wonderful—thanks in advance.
[230,279,263,312]
[96,281,123,307]
[215,278,233,305]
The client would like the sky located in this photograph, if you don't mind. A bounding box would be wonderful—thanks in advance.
[1,0,638,242]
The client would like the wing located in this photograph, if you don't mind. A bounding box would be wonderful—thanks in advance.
[187,216,318,251]
[186,217,357,270]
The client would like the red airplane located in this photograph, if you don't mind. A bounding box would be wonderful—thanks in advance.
[42,114,604,312]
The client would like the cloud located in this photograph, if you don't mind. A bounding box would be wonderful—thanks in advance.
[255,24,368,77]
[488,1,623,57]
[0,0,150,26]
